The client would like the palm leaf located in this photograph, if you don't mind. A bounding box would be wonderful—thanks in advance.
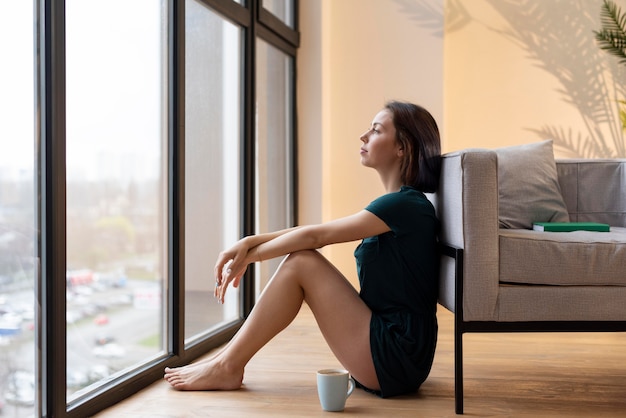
[594,0,626,64]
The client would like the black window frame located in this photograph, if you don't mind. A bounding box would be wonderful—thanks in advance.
[37,0,299,416]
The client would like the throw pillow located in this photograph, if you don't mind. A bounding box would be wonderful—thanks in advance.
[495,140,570,229]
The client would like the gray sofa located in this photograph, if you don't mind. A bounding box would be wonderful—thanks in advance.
[432,144,626,414]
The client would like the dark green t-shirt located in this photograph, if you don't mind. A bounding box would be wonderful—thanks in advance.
[355,186,439,315]
[354,186,439,397]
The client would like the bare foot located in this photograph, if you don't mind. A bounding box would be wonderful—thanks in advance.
[164,358,244,391]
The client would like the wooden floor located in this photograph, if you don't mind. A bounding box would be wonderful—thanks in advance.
[96,305,626,417]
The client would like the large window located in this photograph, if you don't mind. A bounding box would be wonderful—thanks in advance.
[65,0,168,402]
[0,0,298,416]
[262,0,295,28]
[184,0,242,341]
[255,38,295,293]
[0,2,36,417]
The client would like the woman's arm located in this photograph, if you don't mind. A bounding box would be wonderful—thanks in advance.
[242,226,301,249]
[214,210,390,302]
[255,210,390,261]
[213,226,300,283]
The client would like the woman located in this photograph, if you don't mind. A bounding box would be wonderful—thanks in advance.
[164,100,441,398]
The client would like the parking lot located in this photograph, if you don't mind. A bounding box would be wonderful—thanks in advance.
[0,273,162,416]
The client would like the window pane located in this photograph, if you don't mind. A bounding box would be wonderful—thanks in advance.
[65,0,168,401]
[255,39,294,294]
[185,0,242,342]
[0,2,36,416]
[263,0,295,29]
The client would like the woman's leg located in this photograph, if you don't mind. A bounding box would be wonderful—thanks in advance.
[164,250,379,391]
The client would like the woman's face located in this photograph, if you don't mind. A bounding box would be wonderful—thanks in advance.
[359,109,402,170]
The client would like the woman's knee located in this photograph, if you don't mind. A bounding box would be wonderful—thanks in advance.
[281,249,326,271]
[278,250,339,288]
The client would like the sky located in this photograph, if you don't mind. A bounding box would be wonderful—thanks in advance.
[0,0,163,182]
[0,1,34,175]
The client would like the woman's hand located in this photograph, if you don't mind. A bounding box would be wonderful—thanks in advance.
[213,238,253,304]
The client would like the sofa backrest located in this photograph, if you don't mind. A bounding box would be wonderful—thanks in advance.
[556,159,626,227]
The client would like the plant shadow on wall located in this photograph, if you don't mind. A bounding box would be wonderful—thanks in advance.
[472,0,625,157]
[595,0,626,138]
[393,0,445,38]
[396,0,626,158]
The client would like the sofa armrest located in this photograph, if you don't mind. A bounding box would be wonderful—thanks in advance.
[434,150,500,321]
[557,159,626,227]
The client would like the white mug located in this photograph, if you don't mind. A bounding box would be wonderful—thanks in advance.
[316,368,355,412]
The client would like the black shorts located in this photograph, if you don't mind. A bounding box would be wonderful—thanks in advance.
[362,312,438,398]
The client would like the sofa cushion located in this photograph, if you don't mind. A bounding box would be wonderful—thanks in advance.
[499,227,626,286]
[496,140,570,229]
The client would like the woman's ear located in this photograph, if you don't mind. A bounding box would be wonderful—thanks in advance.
[397,148,404,157]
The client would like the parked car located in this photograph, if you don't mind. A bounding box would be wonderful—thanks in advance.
[67,369,89,389]
[93,313,109,325]
[87,364,110,382]
[94,335,115,346]
[66,310,83,324]
[92,343,125,359]
[5,370,35,406]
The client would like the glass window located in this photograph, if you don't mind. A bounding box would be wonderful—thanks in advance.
[0,2,36,416]
[184,0,242,341]
[65,0,168,401]
[22,0,296,414]
[262,0,295,29]
[255,39,294,294]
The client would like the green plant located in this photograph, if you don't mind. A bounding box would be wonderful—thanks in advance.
[594,0,626,133]
[594,0,626,64]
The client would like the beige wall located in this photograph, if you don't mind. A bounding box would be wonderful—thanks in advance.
[445,0,625,157]
[298,0,444,284]
[297,0,625,284]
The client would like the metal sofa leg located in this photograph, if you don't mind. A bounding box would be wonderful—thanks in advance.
[455,325,464,414]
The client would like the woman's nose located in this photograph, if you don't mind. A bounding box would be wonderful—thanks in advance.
[360,130,369,142]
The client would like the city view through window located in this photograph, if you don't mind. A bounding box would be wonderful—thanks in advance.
[65,1,168,404]
[0,1,296,415]
[0,1,171,415]
[0,2,37,416]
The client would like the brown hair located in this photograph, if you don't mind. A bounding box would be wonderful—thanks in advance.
[384,101,441,193]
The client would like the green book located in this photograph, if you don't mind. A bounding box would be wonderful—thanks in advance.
[532,222,610,232]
